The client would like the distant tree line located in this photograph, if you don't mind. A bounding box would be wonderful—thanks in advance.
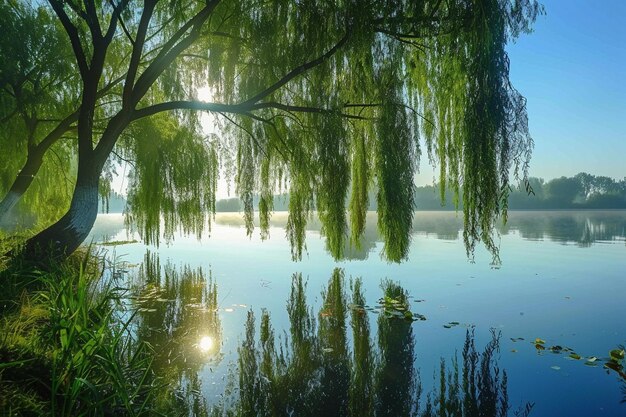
[97,172,626,215]
[507,172,626,209]
[211,172,626,212]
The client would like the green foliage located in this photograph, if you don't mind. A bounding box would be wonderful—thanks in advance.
[1,0,543,263]
[508,173,626,209]
[125,114,219,245]
[0,1,78,228]
[0,249,163,416]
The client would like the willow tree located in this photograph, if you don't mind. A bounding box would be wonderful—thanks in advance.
[4,0,542,263]
[0,2,78,228]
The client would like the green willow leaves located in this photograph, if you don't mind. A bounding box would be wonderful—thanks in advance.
[1,0,543,262]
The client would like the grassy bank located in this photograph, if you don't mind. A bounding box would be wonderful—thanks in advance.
[0,248,161,417]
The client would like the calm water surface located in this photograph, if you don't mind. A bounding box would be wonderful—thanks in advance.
[90,210,626,416]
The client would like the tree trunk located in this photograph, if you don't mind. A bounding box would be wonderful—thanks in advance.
[0,150,45,230]
[20,164,99,263]
[17,109,130,264]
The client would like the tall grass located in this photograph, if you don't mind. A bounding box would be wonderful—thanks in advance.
[0,248,161,416]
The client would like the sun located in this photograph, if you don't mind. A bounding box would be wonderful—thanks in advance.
[196,86,213,102]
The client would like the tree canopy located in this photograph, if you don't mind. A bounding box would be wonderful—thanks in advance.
[0,0,543,263]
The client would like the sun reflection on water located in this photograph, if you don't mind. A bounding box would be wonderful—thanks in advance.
[198,335,214,352]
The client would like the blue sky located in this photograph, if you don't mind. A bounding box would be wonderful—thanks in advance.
[507,0,626,181]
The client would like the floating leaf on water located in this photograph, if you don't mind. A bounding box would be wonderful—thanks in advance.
[568,353,581,360]
[443,324,452,329]
[535,338,546,345]
[511,349,518,353]
[551,366,561,371]
[609,349,625,361]
[414,299,426,303]
[535,344,545,351]
[604,361,623,372]
[449,321,460,326]
[549,345,563,353]
[587,356,598,363]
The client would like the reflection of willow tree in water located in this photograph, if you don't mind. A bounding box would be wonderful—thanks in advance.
[133,251,221,415]
[214,213,379,260]
[375,281,416,417]
[228,269,531,417]
[215,211,626,256]
[419,328,532,417]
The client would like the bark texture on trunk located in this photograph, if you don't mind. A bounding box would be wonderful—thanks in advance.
[21,175,99,263]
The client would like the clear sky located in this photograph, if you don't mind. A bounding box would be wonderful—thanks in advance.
[506,0,626,181]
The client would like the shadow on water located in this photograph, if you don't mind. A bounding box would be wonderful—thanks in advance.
[217,270,533,417]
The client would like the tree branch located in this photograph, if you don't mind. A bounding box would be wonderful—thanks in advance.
[109,0,135,46]
[83,0,103,40]
[104,0,131,43]
[241,31,351,106]
[123,0,156,105]
[132,0,220,103]
[251,102,370,120]
[48,0,89,79]
[132,100,371,122]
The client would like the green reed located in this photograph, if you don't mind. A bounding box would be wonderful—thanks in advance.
[0,248,161,417]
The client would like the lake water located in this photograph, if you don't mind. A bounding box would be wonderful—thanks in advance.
[91,210,626,416]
